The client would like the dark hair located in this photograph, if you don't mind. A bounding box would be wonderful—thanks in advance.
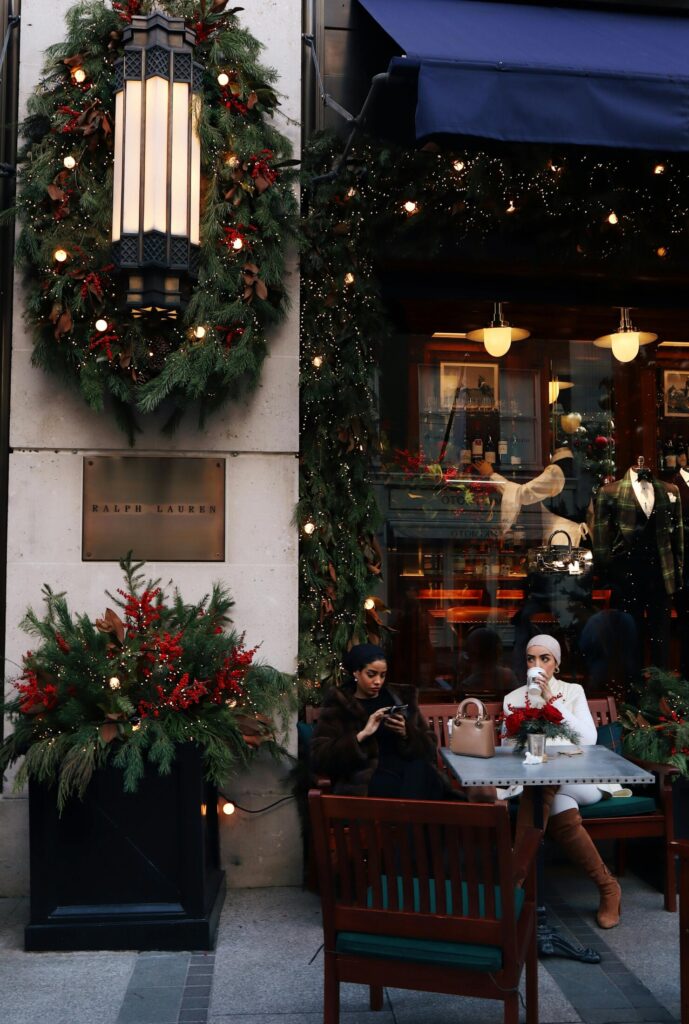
[342,643,387,674]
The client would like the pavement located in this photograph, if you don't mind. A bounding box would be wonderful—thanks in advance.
[0,859,682,1024]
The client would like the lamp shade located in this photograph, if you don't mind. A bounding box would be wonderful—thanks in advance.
[466,301,530,358]
[111,13,202,314]
[593,307,657,360]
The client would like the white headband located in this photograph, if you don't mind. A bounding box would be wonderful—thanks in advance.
[526,634,561,668]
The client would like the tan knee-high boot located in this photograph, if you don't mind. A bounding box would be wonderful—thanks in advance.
[547,808,621,928]
[515,785,558,845]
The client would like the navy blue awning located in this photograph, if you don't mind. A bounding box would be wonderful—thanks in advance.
[357,0,689,150]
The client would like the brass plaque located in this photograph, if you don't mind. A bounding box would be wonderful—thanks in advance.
[83,457,225,561]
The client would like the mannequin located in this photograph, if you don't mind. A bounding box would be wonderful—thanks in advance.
[477,443,597,672]
[671,463,689,678]
[594,457,683,670]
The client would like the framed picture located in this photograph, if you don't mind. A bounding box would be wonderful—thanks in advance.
[439,362,499,411]
[663,371,689,417]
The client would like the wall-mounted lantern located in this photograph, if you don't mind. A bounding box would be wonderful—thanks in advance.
[111,12,202,317]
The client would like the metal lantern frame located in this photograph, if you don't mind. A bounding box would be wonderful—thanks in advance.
[111,12,203,316]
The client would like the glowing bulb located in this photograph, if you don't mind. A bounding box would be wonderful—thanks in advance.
[53,248,68,263]
[344,272,355,285]
[193,325,207,339]
[611,331,640,363]
[232,237,244,251]
[402,200,418,215]
[131,721,141,732]
[654,163,666,175]
[657,246,668,258]
[364,597,375,611]
[346,187,357,198]
[226,698,237,708]
[108,676,121,690]
[483,327,512,358]
[312,355,323,368]
[217,71,230,86]
[222,801,236,816]
[607,211,619,225]
[225,152,240,168]
[453,160,465,171]
[303,520,316,535]
[63,155,76,170]
[506,200,516,214]
[72,67,86,84]
[95,318,108,332]
[548,381,561,404]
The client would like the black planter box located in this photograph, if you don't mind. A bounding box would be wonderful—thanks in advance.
[25,744,225,951]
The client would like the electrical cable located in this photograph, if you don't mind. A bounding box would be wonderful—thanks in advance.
[219,793,295,814]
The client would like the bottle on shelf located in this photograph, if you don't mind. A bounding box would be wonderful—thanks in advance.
[664,435,677,472]
[460,429,472,469]
[498,432,508,466]
[509,430,521,466]
[677,435,687,469]
[472,432,484,464]
[484,433,497,466]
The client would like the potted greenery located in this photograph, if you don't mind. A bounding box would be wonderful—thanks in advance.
[503,695,580,752]
[0,557,293,951]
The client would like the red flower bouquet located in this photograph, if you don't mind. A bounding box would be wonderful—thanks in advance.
[504,693,580,750]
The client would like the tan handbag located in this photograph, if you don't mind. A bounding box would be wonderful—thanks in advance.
[449,698,496,758]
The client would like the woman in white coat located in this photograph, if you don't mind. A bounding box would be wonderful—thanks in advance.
[503,634,622,928]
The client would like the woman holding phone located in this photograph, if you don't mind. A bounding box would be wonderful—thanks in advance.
[311,643,453,799]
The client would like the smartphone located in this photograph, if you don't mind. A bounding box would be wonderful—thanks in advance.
[385,704,408,717]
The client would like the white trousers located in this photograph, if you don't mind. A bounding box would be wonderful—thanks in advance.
[551,783,603,817]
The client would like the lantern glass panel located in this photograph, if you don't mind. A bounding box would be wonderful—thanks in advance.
[170,82,190,237]
[112,91,124,243]
[189,95,201,246]
[123,81,142,235]
[144,76,169,233]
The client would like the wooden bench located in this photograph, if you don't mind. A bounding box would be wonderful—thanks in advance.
[304,696,677,909]
[309,790,540,1024]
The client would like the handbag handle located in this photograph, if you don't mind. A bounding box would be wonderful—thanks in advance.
[455,697,489,722]
[547,529,573,554]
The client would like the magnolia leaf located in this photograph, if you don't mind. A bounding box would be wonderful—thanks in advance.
[63,54,84,69]
[54,309,73,339]
[95,607,126,644]
[100,722,119,743]
[328,562,337,582]
[255,278,268,300]
[247,91,258,110]
[47,183,65,202]
[49,302,62,324]
[333,222,350,235]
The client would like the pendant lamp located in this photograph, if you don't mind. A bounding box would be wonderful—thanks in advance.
[111,12,203,315]
[548,379,574,404]
[593,308,657,363]
[466,302,530,357]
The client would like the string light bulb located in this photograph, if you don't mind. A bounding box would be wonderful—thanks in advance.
[343,272,355,285]
[312,355,323,368]
[452,159,465,171]
[108,676,121,690]
[72,67,86,84]
[231,236,244,251]
[193,325,207,339]
[95,318,108,332]
[303,520,316,535]
[222,800,236,816]
[225,152,240,168]
[364,597,375,610]
[506,200,516,214]
[607,211,619,225]
[657,246,668,258]
[63,155,76,170]
[53,248,68,263]
[217,71,230,86]
[402,200,419,215]
[346,187,357,198]
[654,163,666,175]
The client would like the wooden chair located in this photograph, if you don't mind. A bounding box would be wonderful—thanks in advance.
[674,840,689,1023]
[309,790,541,1024]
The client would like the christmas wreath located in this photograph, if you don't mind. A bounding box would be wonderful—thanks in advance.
[0,556,295,810]
[11,0,298,440]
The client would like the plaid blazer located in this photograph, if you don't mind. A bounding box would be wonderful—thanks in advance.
[594,470,684,596]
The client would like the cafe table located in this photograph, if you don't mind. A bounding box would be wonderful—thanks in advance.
[440,744,655,963]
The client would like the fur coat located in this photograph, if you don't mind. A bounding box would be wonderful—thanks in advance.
[310,682,438,796]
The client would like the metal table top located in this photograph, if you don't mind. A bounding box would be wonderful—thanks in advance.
[439,744,655,789]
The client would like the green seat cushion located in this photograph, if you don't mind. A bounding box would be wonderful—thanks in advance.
[580,795,657,819]
[335,880,525,972]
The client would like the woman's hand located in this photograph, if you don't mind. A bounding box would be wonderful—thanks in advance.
[382,712,407,738]
[356,707,390,744]
[538,676,555,702]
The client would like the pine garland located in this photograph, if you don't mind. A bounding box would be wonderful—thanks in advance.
[621,668,689,778]
[0,555,295,810]
[11,0,298,440]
